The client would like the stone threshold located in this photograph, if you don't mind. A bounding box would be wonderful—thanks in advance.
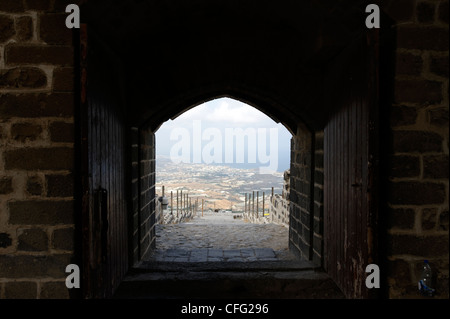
[114,259,345,299]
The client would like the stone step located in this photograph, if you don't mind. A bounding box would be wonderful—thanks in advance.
[113,262,345,299]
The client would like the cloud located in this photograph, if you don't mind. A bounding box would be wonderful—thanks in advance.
[175,98,267,125]
[204,99,263,124]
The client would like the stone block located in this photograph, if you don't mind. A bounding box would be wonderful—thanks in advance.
[0,232,12,248]
[397,26,449,51]
[46,174,74,197]
[4,281,37,299]
[26,175,43,196]
[427,107,449,127]
[422,208,438,231]
[423,155,449,179]
[53,67,74,92]
[8,200,74,225]
[15,16,33,41]
[11,122,43,142]
[388,234,449,257]
[387,208,415,230]
[40,281,70,299]
[1,0,24,12]
[17,228,48,251]
[0,254,72,278]
[51,227,74,251]
[388,182,446,205]
[0,67,47,89]
[387,155,420,178]
[438,0,449,24]
[396,52,423,76]
[430,55,449,77]
[390,105,417,127]
[394,79,442,105]
[383,0,414,22]
[392,131,443,153]
[0,176,13,194]
[49,121,74,143]
[4,147,73,170]
[0,14,15,43]
[5,44,73,66]
[39,13,73,45]
[0,93,74,119]
[24,0,52,11]
[439,210,449,231]
[416,1,435,23]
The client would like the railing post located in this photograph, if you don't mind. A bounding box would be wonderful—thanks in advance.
[256,191,259,218]
[252,191,255,219]
[262,192,265,217]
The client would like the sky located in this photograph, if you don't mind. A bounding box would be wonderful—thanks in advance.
[155,97,292,173]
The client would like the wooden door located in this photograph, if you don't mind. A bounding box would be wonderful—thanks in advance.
[324,30,379,299]
[79,24,129,298]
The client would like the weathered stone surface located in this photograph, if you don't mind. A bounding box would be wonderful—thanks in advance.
[388,182,446,205]
[423,155,449,179]
[387,208,415,230]
[49,122,74,143]
[40,14,73,45]
[0,68,47,89]
[0,176,13,194]
[40,281,70,299]
[46,174,73,198]
[17,228,48,251]
[5,44,73,65]
[4,281,37,299]
[0,254,72,278]
[427,107,449,127]
[0,0,24,12]
[388,234,449,256]
[397,26,449,51]
[390,105,417,126]
[416,1,435,23]
[0,14,15,43]
[396,52,423,75]
[11,123,43,142]
[26,175,43,196]
[0,232,13,248]
[430,55,449,77]
[394,79,442,105]
[4,147,73,170]
[392,131,443,153]
[8,200,74,225]
[53,67,74,92]
[0,93,74,119]
[15,16,33,41]
[422,208,438,231]
[387,155,420,178]
[51,227,74,251]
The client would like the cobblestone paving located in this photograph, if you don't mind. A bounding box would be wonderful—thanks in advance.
[148,212,297,262]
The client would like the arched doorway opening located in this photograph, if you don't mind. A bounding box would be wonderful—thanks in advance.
[151,97,293,263]
[78,0,379,299]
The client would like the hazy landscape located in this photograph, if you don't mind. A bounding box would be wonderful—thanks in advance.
[156,156,285,211]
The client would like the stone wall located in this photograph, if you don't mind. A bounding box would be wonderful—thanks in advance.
[269,170,290,227]
[139,126,156,260]
[0,0,447,299]
[289,126,314,260]
[381,0,449,298]
[0,0,77,299]
[312,131,324,266]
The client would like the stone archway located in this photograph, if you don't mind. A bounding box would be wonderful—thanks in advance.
[78,0,379,298]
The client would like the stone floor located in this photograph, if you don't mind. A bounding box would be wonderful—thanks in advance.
[146,211,298,263]
[118,212,346,299]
